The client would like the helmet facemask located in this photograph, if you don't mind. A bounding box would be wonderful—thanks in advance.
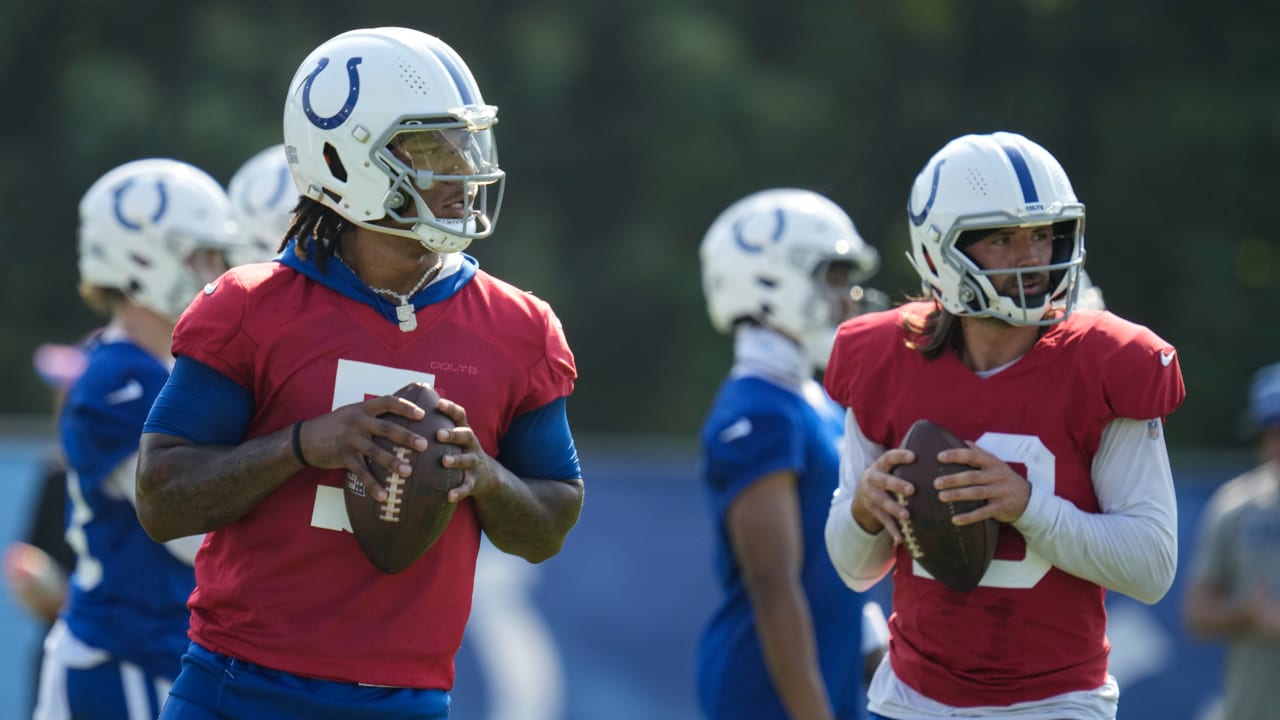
[796,257,879,368]
[372,111,505,253]
[942,215,1085,326]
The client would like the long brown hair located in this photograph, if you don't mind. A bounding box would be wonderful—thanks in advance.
[901,299,962,361]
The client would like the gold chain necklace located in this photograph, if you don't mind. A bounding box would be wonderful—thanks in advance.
[337,252,444,333]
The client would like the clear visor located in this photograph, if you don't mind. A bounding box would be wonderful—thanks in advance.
[373,116,506,246]
[386,125,500,189]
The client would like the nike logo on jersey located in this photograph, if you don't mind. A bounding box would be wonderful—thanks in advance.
[1159,350,1175,367]
[203,280,219,295]
[718,417,753,444]
[105,379,144,405]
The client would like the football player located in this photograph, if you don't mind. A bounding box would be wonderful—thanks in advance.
[1184,362,1280,720]
[824,132,1184,719]
[697,188,886,719]
[135,27,583,718]
[33,159,239,720]
[226,144,293,266]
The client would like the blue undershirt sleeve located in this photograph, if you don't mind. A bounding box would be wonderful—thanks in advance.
[496,396,581,481]
[143,356,255,445]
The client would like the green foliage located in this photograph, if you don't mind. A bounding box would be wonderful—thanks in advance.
[0,0,1276,448]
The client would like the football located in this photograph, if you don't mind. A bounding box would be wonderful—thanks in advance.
[891,419,998,592]
[344,382,464,574]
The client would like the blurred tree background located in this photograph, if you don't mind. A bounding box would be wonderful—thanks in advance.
[0,0,1277,450]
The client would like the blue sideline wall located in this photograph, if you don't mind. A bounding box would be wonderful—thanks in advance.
[0,433,1250,719]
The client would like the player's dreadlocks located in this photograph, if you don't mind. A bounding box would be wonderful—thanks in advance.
[283,197,353,268]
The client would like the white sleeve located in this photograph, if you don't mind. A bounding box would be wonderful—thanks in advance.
[107,454,205,566]
[1011,417,1178,604]
[824,409,896,592]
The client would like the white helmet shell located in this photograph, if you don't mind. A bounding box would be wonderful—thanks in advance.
[700,188,879,368]
[282,27,504,253]
[906,131,1086,325]
[227,144,294,265]
[78,158,239,319]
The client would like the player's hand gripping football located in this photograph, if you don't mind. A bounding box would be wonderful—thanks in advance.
[294,395,429,502]
[432,397,497,504]
[852,441,1033,540]
[851,448,916,544]
[931,445,1032,525]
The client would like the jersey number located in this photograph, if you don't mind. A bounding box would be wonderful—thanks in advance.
[309,359,436,533]
[910,432,1054,589]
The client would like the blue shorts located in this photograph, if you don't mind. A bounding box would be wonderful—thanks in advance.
[159,642,451,719]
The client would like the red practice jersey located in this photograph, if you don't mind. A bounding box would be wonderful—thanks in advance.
[824,302,1184,707]
[170,259,576,689]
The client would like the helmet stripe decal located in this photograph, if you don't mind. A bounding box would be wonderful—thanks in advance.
[427,46,476,105]
[112,179,168,231]
[999,142,1040,204]
[301,57,363,130]
[907,159,945,227]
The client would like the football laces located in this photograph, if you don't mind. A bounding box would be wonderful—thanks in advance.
[896,493,924,559]
[377,447,411,522]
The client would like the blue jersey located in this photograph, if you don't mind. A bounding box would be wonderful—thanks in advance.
[59,335,195,679]
[696,374,866,719]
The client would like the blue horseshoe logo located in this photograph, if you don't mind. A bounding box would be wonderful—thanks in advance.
[112,178,168,231]
[302,57,363,130]
[733,208,787,254]
[907,159,945,227]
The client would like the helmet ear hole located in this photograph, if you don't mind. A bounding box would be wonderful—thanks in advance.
[322,143,348,182]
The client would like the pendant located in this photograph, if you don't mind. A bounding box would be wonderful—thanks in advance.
[395,303,417,332]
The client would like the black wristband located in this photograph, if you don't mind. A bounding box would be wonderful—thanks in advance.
[291,421,312,468]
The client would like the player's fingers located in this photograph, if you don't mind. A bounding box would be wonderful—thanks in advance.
[938,446,993,467]
[950,504,996,526]
[365,417,429,452]
[870,468,915,500]
[446,471,477,503]
[879,513,903,544]
[435,397,469,427]
[435,425,478,450]
[934,466,993,492]
[442,450,480,469]
[360,439,415,479]
[875,448,915,472]
[363,395,427,420]
[345,465,389,503]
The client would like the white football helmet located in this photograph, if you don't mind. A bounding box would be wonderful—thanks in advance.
[906,131,1086,325]
[228,144,294,265]
[700,188,880,368]
[78,158,240,320]
[282,27,504,254]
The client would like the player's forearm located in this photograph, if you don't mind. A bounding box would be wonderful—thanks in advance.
[1013,417,1179,603]
[825,490,895,592]
[1015,488,1176,603]
[474,469,583,563]
[751,583,835,720]
[136,430,299,541]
